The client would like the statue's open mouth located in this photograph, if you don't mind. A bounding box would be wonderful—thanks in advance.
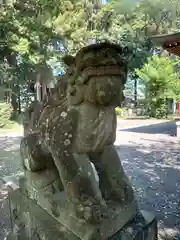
[76,64,125,107]
[82,65,124,83]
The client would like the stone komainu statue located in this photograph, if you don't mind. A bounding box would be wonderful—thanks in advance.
[21,42,137,226]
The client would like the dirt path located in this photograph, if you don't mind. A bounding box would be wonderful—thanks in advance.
[116,120,180,238]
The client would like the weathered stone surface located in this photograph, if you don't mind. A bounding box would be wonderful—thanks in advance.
[19,177,137,240]
[8,42,157,240]
[8,189,157,240]
[19,42,137,227]
[110,211,157,240]
[8,189,79,240]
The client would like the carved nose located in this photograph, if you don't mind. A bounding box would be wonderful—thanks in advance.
[96,85,114,106]
[69,87,76,96]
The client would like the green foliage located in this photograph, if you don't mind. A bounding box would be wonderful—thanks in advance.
[112,0,180,70]
[0,103,12,128]
[0,0,180,122]
[136,56,180,118]
[0,103,20,129]
[115,107,131,117]
[115,107,123,116]
[54,0,115,54]
[0,0,65,118]
[1,0,180,72]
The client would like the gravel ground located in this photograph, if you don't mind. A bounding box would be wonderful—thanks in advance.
[0,135,22,240]
[0,119,180,239]
[116,120,180,238]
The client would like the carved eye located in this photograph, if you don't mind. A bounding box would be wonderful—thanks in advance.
[76,74,86,85]
[67,67,74,76]
[70,89,76,97]
[69,87,76,96]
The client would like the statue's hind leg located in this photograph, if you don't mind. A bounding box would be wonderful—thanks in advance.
[20,134,47,172]
[20,133,63,194]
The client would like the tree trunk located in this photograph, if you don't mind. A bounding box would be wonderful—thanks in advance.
[6,52,20,118]
[134,75,138,107]
[18,90,21,114]
[10,91,18,120]
[11,92,18,111]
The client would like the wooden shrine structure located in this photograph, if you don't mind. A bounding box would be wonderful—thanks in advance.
[152,32,180,56]
[152,32,180,115]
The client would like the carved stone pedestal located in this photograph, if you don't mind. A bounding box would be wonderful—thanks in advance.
[8,188,157,240]
[109,211,157,240]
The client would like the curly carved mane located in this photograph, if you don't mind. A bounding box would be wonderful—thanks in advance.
[24,42,127,153]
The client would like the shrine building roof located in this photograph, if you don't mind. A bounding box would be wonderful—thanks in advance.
[151,32,180,56]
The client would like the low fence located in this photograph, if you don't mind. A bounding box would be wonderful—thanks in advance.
[116,107,146,117]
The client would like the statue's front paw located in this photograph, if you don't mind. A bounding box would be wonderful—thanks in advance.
[111,183,134,203]
[76,203,107,224]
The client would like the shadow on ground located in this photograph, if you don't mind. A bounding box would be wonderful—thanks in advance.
[0,136,22,180]
[0,181,13,240]
[0,134,180,239]
[116,141,180,238]
[0,136,22,240]
[120,121,176,137]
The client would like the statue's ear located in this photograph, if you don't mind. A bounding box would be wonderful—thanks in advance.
[62,55,75,66]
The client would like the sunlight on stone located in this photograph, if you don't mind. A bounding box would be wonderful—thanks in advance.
[0,190,8,195]
[59,226,67,232]
[5,181,14,188]
[3,172,24,189]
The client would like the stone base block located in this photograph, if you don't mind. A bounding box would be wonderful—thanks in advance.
[19,177,138,240]
[8,189,79,240]
[109,210,157,240]
[8,189,157,240]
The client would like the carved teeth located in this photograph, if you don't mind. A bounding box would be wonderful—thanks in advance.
[84,65,123,77]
